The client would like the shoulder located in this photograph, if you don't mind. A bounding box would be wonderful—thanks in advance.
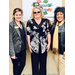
[52,22,56,26]
[62,22,65,28]
[51,22,56,30]
[42,18,47,21]
[27,19,33,22]
[63,22,65,26]
[27,19,34,24]
[9,21,15,28]
[9,21,14,25]
[43,18,51,24]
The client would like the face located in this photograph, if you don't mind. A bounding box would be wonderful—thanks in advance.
[56,12,64,22]
[33,8,41,19]
[13,11,22,22]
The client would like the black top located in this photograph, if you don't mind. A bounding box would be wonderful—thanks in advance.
[19,26,26,51]
[26,18,51,54]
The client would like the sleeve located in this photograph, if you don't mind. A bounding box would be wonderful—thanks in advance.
[46,19,52,34]
[9,24,15,57]
[64,36,65,52]
[26,20,31,35]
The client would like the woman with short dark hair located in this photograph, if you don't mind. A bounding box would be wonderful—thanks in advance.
[51,7,65,75]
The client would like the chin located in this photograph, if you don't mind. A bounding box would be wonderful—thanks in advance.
[58,19,63,22]
[16,19,21,22]
[35,16,40,18]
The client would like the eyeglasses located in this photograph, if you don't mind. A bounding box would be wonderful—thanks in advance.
[33,11,41,14]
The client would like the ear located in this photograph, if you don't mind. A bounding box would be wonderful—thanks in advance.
[12,15,15,20]
[13,15,15,17]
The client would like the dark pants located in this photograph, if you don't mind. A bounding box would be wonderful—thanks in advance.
[31,45,47,75]
[11,50,26,75]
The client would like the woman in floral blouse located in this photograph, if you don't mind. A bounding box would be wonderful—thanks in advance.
[26,6,51,75]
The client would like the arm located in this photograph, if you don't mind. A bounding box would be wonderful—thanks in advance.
[26,20,33,53]
[27,35,33,53]
[47,33,51,45]
[9,24,16,59]
[46,19,51,51]
[46,33,51,51]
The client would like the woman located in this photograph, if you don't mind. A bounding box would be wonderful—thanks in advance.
[51,7,65,75]
[26,6,51,75]
[9,8,27,75]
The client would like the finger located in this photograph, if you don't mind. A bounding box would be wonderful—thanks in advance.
[47,46,50,52]
[63,52,65,57]
[31,46,33,50]
[46,45,48,51]
[11,56,16,59]
[63,53,65,57]
[29,48,32,53]
[47,48,49,51]
[30,50,32,53]
[30,48,33,53]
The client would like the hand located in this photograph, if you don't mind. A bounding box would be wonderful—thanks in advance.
[29,45,33,53]
[63,52,65,57]
[46,44,50,52]
[11,56,16,59]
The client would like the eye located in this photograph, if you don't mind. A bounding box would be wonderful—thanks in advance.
[60,13,63,15]
[19,14,22,16]
[56,14,59,16]
[16,14,18,16]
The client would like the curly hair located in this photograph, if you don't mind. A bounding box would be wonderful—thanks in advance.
[54,7,65,22]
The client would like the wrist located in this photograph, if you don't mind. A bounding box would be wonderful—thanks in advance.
[28,44,31,47]
[48,43,50,45]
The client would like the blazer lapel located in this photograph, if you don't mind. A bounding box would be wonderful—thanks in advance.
[21,22,26,33]
[13,21,21,37]
[16,27,21,37]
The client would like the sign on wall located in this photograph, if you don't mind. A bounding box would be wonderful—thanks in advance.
[22,0,62,21]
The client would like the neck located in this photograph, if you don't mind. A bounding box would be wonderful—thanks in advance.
[15,20,22,28]
[34,17,41,20]
[58,22,61,25]
[34,18,42,25]
[15,20,20,24]
[57,20,65,26]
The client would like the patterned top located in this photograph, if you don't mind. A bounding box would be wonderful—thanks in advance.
[26,18,51,54]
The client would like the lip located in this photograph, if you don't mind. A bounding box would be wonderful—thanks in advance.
[16,17,21,19]
[57,17,62,20]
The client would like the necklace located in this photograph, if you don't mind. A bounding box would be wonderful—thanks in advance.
[16,21,23,29]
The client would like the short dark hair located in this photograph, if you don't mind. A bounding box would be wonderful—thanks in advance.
[12,8,23,20]
[54,7,65,22]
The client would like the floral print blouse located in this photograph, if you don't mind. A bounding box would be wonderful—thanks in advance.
[26,18,51,54]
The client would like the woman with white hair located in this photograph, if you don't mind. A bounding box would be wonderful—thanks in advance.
[26,6,51,75]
